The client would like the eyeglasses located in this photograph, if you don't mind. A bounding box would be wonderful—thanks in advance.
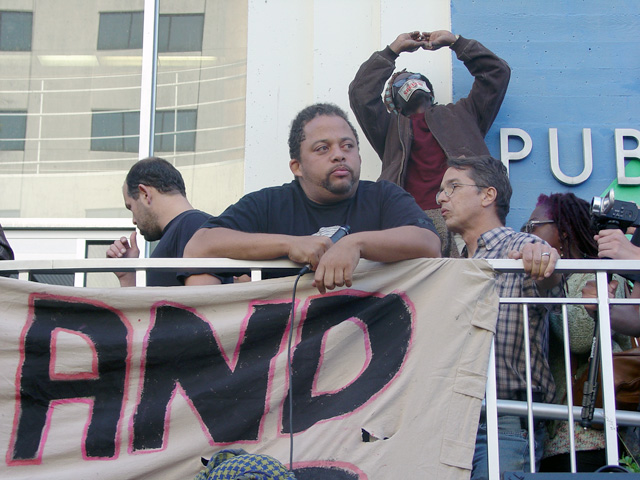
[393,73,422,88]
[521,219,555,234]
[435,183,487,205]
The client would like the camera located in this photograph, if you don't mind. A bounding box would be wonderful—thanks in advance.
[590,189,640,232]
[591,190,640,282]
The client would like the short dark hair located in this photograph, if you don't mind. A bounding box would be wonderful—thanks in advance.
[288,103,359,160]
[447,155,512,225]
[125,157,186,199]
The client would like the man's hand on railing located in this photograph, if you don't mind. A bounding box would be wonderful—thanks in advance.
[508,243,562,293]
[508,243,559,280]
[106,231,139,287]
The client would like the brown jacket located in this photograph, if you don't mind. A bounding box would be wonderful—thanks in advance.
[348,36,511,187]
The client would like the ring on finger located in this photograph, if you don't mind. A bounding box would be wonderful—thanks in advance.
[541,252,550,257]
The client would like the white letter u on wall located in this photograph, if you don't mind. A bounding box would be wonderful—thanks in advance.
[549,128,593,185]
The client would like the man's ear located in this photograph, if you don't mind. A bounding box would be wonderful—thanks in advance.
[289,158,302,178]
[481,186,498,207]
[138,184,153,204]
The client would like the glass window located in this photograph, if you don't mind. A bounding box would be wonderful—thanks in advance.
[158,14,204,52]
[98,12,203,52]
[1,1,246,220]
[91,109,196,152]
[85,241,120,288]
[29,272,74,286]
[154,109,197,151]
[0,11,32,51]
[91,111,140,152]
[0,111,27,150]
[97,12,143,50]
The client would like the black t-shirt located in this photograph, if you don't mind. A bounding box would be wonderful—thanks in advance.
[201,180,437,236]
[0,224,14,278]
[0,224,13,261]
[148,209,212,287]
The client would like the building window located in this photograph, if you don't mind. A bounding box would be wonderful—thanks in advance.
[0,11,32,51]
[0,111,27,150]
[91,111,140,152]
[154,110,197,152]
[98,12,203,52]
[158,14,204,52]
[85,241,121,288]
[29,273,75,286]
[91,110,196,152]
[97,12,143,50]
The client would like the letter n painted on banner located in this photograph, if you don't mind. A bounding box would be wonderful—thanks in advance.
[131,301,291,450]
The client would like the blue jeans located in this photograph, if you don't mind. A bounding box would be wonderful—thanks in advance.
[470,415,545,480]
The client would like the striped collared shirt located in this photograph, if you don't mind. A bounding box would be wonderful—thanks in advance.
[464,226,561,403]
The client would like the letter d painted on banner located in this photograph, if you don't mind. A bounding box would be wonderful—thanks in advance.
[283,293,413,433]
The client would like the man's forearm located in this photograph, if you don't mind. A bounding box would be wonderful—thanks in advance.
[610,281,640,336]
[184,227,292,260]
[610,305,640,337]
[355,226,441,261]
[117,272,136,287]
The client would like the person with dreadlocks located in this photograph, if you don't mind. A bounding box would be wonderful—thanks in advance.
[523,192,631,473]
[348,30,510,257]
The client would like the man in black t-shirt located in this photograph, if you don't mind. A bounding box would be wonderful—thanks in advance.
[185,103,441,294]
[106,157,216,287]
[0,223,14,278]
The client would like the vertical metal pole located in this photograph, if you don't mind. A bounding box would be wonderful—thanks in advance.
[139,0,159,159]
[37,80,43,173]
[486,340,500,479]
[521,304,537,472]
[560,303,578,472]
[595,270,619,464]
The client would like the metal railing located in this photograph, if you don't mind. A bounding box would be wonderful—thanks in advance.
[1,257,639,477]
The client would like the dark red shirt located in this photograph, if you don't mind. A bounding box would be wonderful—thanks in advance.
[404,113,447,210]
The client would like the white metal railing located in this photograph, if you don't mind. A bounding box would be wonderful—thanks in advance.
[1,257,639,477]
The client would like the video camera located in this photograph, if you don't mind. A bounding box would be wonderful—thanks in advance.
[590,189,640,232]
[590,189,640,281]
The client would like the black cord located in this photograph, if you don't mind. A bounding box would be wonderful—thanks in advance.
[288,266,309,471]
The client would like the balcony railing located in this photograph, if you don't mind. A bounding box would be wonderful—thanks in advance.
[1,257,639,477]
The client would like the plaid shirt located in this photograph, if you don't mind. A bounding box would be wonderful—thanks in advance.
[465,227,560,403]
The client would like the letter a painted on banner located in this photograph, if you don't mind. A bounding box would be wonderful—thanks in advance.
[10,297,130,463]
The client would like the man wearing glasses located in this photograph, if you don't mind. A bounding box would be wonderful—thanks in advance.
[349,30,510,258]
[437,155,563,479]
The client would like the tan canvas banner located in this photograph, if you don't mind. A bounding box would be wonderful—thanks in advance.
[0,258,498,480]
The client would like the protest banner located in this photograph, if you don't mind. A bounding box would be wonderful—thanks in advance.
[0,258,498,479]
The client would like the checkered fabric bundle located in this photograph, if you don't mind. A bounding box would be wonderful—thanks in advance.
[194,449,296,480]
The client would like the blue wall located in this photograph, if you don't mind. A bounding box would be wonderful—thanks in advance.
[452,1,640,230]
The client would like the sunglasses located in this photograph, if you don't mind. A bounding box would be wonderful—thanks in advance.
[521,219,555,234]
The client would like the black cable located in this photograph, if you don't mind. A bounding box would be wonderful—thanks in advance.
[288,266,307,471]
[286,226,350,470]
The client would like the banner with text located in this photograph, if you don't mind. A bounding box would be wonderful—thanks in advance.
[1,258,498,480]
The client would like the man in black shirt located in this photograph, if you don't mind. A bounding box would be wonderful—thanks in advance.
[184,103,441,293]
[106,157,215,287]
[0,223,14,277]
